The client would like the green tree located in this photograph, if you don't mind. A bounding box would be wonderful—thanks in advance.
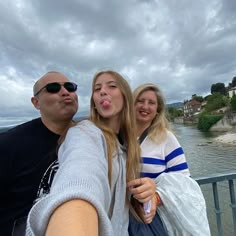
[205,93,227,112]
[194,96,204,102]
[204,94,211,101]
[191,94,204,102]
[167,107,183,121]
[231,93,236,111]
[232,76,236,87]
[211,83,227,96]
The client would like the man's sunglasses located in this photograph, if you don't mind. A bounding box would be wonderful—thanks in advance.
[34,82,77,96]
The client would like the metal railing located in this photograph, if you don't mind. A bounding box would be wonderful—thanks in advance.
[195,172,236,236]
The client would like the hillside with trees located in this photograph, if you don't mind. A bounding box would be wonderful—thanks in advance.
[169,76,236,131]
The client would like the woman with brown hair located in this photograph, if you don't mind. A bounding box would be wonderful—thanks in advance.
[26,70,140,236]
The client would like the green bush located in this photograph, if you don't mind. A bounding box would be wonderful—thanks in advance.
[205,93,227,112]
[230,93,236,111]
[198,113,224,131]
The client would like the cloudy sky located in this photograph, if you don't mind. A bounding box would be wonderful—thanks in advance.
[0,0,236,119]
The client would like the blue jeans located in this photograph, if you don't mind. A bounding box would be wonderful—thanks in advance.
[128,211,168,236]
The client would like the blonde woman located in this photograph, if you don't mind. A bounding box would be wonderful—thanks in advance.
[128,83,189,236]
[26,71,140,236]
[128,84,210,236]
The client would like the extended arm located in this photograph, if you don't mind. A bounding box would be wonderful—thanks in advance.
[26,121,112,236]
[46,199,98,236]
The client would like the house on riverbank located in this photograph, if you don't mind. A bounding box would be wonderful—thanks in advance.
[183,100,201,117]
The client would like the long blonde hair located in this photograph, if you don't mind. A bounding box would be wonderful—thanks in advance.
[90,70,140,185]
[133,83,170,144]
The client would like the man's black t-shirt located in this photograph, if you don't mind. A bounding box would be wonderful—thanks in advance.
[0,118,60,235]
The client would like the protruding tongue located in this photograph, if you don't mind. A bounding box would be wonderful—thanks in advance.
[102,100,110,109]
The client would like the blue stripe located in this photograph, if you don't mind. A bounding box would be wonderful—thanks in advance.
[167,162,188,172]
[165,147,184,162]
[142,157,166,165]
[141,170,166,178]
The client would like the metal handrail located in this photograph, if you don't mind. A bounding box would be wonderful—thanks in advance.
[195,172,236,236]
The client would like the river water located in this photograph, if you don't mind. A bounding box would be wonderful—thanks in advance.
[173,123,236,236]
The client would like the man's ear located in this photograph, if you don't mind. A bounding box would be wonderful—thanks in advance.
[31,97,40,110]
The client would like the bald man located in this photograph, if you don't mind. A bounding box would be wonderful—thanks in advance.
[0,71,78,235]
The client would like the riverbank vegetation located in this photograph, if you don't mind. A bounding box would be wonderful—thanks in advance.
[197,91,236,131]
[167,107,183,121]
[231,93,236,110]
[197,113,224,131]
[169,76,236,131]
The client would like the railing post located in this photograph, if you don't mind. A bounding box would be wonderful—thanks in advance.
[212,182,223,236]
[228,179,236,235]
[195,172,236,236]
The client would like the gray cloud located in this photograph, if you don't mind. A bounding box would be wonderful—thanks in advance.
[0,0,235,120]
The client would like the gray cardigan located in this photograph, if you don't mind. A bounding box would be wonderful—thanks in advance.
[26,120,129,236]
